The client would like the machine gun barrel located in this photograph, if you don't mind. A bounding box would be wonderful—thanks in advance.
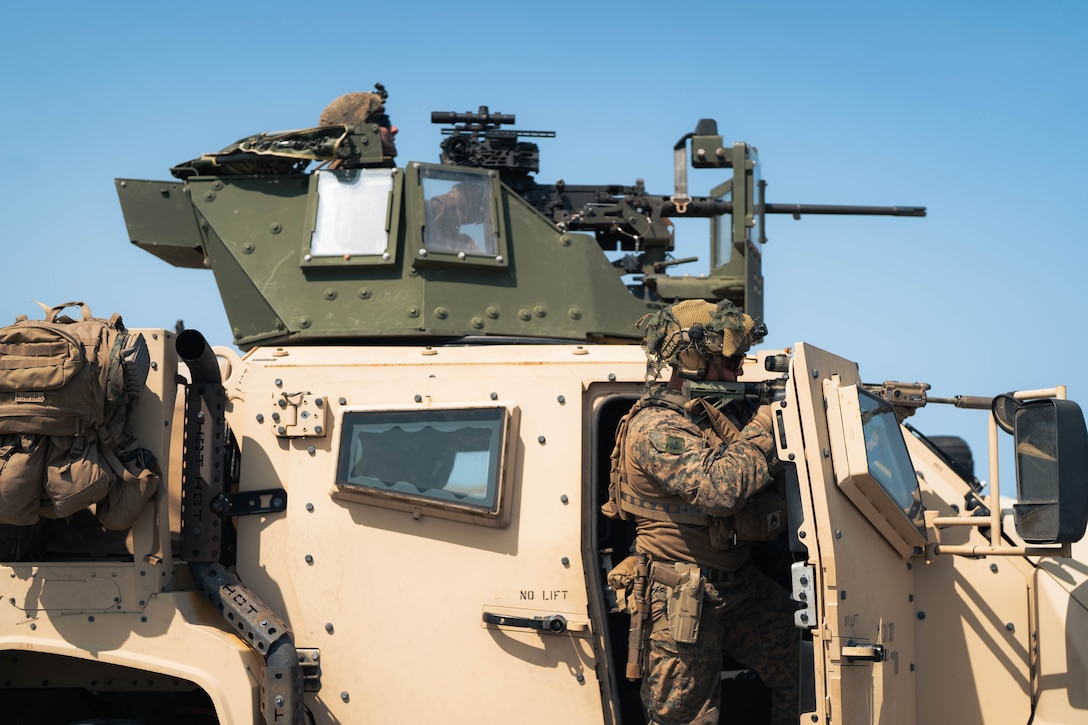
[657,199,926,218]
[764,203,926,217]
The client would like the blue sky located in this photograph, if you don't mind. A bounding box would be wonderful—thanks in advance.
[2,1,1085,488]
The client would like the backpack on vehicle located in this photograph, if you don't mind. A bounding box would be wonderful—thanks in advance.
[0,302,158,532]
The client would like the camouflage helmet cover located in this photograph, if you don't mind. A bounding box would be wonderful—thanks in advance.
[319,92,385,127]
[638,299,759,380]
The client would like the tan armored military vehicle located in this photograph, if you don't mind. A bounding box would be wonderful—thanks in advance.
[1,95,1085,724]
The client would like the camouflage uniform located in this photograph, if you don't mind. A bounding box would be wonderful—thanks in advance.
[615,298,798,724]
[642,561,798,724]
[624,386,798,724]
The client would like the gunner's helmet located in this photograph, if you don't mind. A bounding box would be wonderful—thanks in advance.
[319,85,388,127]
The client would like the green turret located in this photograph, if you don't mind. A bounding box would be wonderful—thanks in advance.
[116,91,924,349]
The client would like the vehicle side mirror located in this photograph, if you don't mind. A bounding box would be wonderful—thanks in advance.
[1012,399,1088,544]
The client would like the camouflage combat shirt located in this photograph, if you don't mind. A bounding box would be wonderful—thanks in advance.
[623,385,776,571]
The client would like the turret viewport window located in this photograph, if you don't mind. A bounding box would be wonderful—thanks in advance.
[311,168,394,257]
[421,167,497,256]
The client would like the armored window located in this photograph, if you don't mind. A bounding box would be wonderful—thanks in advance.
[827,384,927,556]
[420,167,497,257]
[309,168,395,258]
[858,391,923,517]
[333,406,516,527]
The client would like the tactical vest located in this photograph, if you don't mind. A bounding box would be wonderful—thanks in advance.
[604,392,739,521]
[604,390,785,547]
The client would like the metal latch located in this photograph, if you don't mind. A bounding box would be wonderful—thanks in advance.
[791,562,816,629]
[843,643,885,662]
[483,612,568,634]
[297,648,322,692]
[271,393,328,438]
[209,489,287,516]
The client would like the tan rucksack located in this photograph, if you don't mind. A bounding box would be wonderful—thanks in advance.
[0,302,158,530]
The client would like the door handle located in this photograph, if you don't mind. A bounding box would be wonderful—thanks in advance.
[483,612,568,634]
[842,643,885,662]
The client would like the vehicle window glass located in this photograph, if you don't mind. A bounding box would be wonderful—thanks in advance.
[311,168,393,257]
[420,167,496,256]
[336,407,505,513]
[711,189,733,267]
[859,390,922,515]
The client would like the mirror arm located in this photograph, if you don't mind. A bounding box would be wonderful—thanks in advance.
[928,386,1072,558]
[989,414,1003,548]
[928,510,1072,557]
[933,543,1071,558]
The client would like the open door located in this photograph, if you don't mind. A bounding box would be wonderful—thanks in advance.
[783,344,920,723]
[586,380,808,724]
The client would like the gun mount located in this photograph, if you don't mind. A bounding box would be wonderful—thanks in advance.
[117,102,924,349]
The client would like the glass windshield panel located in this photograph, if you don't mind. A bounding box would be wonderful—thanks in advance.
[336,407,505,512]
[421,167,496,256]
[312,168,393,257]
[859,389,922,515]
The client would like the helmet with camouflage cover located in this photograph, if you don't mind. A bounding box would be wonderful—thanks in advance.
[318,83,396,165]
[319,83,389,127]
[638,299,765,381]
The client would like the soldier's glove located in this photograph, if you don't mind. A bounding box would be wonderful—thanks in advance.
[751,404,774,433]
[892,405,917,424]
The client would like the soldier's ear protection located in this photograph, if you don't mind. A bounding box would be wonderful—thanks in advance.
[674,324,717,380]
[672,324,750,380]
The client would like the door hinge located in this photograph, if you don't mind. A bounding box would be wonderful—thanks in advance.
[791,562,816,629]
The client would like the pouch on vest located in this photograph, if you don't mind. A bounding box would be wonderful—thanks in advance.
[732,491,788,542]
[707,491,787,549]
[603,403,641,521]
[607,554,640,614]
[44,436,114,519]
[708,515,737,550]
[0,434,47,526]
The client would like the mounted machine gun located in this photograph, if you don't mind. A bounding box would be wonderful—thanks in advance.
[433,112,925,322]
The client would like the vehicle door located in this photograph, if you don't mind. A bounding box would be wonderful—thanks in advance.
[781,343,920,724]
